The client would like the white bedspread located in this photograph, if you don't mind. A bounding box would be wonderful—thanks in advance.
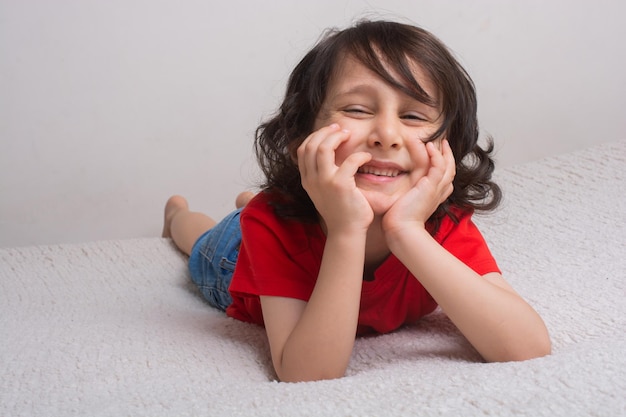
[2,140,625,417]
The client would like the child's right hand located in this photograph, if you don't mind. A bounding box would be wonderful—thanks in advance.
[297,124,374,234]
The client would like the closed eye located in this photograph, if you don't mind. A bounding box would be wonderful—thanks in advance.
[343,107,372,118]
[401,113,427,121]
[344,108,369,114]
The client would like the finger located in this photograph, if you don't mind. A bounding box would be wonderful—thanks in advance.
[422,142,454,199]
[315,128,352,176]
[337,151,372,178]
[425,141,447,178]
[297,124,341,177]
[426,140,444,162]
[440,139,457,182]
[433,140,455,201]
[297,128,325,176]
[406,139,429,164]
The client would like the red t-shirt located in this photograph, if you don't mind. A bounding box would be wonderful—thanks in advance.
[226,192,500,335]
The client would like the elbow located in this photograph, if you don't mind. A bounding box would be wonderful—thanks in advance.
[488,333,552,363]
[274,350,351,382]
[277,370,346,383]
[486,314,552,362]
[525,335,552,360]
[272,348,350,382]
[515,326,552,361]
[276,365,347,383]
[506,340,551,362]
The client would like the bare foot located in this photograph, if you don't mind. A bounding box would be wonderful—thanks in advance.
[162,195,189,238]
[235,191,255,209]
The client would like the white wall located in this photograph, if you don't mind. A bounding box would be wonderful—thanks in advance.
[1,0,625,248]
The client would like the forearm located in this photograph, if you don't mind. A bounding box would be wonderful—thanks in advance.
[277,231,366,382]
[390,227,551,362]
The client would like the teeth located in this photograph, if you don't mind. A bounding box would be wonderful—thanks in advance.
[358,166,401,177]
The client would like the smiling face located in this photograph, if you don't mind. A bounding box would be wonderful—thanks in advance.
[313,55,444,215]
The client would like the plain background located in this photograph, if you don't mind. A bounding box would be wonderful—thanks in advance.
[1,0,625,248]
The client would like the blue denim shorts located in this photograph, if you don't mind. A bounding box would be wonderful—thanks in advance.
[188,208,242,311]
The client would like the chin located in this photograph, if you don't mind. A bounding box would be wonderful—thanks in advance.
[362,191,399,216]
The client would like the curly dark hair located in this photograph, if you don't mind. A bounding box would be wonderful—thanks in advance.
[254,20,501,231]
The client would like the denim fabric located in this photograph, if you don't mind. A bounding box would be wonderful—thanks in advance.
[188,208,242,311]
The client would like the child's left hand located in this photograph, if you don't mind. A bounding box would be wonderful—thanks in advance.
[382,139,456,238]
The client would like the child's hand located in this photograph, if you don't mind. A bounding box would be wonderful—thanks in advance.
[297,124,374,233]
[382,139,456,238]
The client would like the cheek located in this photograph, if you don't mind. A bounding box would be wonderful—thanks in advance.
[313,106,339,130]
[333,142,352,166]
[312,118,327,132]
[333,131,368,166]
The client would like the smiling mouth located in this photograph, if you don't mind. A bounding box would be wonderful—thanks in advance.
[357,166,405,178]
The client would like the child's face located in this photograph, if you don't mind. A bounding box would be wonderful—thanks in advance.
[313,56,444,216]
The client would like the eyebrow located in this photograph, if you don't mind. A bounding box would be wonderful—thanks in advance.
[331,84,376,98]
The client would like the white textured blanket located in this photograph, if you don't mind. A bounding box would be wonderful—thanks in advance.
[2,141,625,417]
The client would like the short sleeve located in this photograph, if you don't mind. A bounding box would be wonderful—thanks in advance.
[434,209,500,276]
[226,193,325,324]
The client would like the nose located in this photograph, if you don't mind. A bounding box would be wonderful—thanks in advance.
[368,113,402,150]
